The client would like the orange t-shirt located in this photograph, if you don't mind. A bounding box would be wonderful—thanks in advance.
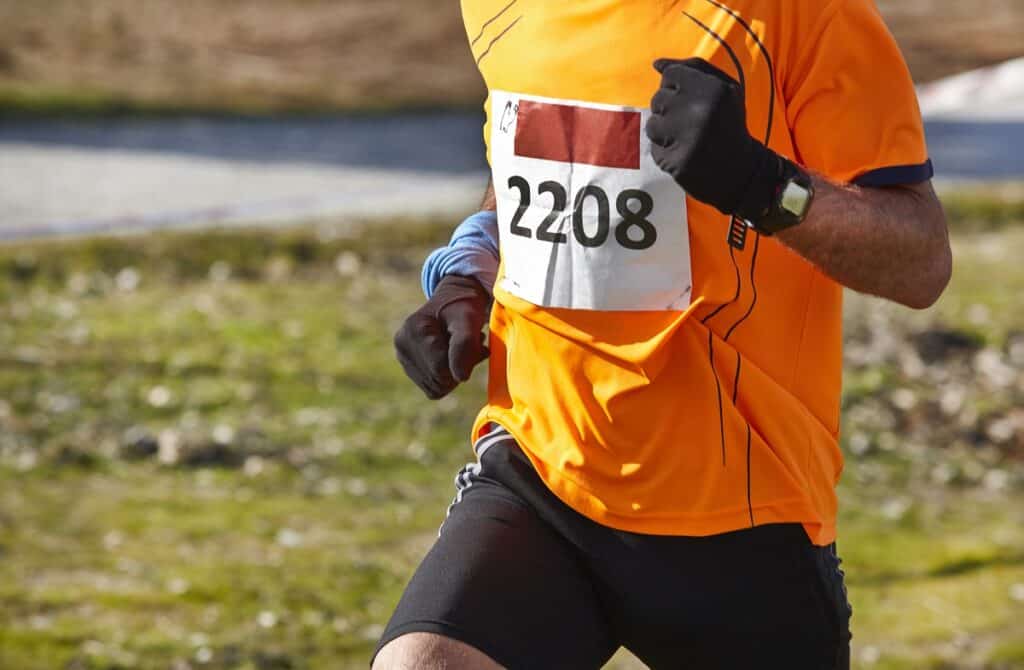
[460,0,931,545]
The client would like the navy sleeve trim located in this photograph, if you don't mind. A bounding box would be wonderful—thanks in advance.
[853,160,935,187]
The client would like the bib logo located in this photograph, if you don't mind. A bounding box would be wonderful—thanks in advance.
[499,100,518,134]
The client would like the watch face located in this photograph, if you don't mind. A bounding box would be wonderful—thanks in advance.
[780,181,812,219]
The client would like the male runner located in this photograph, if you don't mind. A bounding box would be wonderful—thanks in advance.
[378,1,951,668]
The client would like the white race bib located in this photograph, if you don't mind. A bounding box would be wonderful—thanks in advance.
[491,90,692,312]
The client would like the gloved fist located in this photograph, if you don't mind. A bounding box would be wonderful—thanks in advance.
[394,274,491,400]
[646,58,784,222]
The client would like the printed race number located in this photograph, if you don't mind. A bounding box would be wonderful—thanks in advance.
[506,176,657,251]
[491,90,693,312]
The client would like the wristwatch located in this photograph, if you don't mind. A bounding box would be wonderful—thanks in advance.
[751,163,815,236]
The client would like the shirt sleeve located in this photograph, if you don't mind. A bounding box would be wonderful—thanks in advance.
[421,211,500,298]
[784,0,933,186]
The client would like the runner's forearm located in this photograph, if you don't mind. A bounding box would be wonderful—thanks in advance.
[776,178,951,310]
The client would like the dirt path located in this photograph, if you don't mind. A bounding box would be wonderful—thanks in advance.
[0,142,485,240]
[0,114,488,241]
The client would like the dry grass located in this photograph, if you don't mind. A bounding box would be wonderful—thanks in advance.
[876,0,1024,83]
[0,0,485,113]
[0,0,1022,114]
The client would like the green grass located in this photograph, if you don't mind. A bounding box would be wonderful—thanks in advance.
[1,216,1023,669]
[0,86,221,119]
[943,189,1024,234]
[0,84,481,120]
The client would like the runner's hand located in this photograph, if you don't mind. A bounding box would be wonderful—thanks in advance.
[646,58,783,222]
[394,275,490,399]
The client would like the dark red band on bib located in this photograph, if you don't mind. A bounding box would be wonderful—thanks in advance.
[514,100,641,170]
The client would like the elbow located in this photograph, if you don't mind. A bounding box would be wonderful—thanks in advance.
[898,193,953,310]
[900,239,953,310]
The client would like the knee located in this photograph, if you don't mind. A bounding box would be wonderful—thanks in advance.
[373,632,505,670]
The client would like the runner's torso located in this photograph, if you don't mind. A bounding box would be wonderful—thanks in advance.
[462,0,930,545]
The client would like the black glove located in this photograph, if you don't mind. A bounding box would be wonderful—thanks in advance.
[646,58,789,223]
[394,275,490,400]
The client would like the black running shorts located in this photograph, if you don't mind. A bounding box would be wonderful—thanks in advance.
[374,425,852,669]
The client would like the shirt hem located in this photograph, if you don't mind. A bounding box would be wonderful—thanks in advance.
[472,412,837,546]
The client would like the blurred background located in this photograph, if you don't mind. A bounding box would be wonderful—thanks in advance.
[0,1,1023,669]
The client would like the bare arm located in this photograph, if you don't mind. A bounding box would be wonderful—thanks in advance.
[481,179,496,212]
[776,177,952,310]
[480,174,951,309]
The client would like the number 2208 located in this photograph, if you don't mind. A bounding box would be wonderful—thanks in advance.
[506,175,658,251]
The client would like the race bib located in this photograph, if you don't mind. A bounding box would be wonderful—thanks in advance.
[491,90,692,312]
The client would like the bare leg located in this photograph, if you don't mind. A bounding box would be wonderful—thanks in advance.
[373,632,506,670]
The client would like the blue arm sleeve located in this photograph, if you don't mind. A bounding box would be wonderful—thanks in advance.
[421,210,500,298]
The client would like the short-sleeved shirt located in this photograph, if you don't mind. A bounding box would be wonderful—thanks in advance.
[460,0,932,546]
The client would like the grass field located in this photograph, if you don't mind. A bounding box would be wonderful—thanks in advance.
[0,0,1022,116]
[1,209,1023,669]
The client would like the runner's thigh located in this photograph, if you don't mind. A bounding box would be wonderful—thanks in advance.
[613,524,848,670]
[373,468,617,670]
[472,433,850,669]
